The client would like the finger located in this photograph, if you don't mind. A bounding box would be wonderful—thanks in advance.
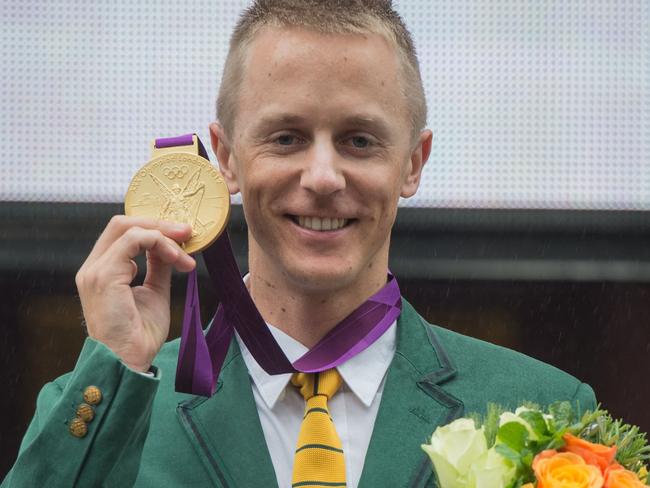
[159,235,196,272]
[118,227,186,261]
[129,259,138,281]
[142,250,173,296]
[85,228,196,292]
[85,215,192,266]
[93,228,183,283]
[143,239,196,293]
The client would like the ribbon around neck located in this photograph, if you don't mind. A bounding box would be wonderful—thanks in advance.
[168,135,402,397]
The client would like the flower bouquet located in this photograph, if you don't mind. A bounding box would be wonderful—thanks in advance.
[422,402,649,487]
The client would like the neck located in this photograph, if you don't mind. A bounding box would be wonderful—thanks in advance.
[247,244,390,349]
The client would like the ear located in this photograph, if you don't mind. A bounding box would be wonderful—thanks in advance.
[209,122,240,195]
[400,129,432,198]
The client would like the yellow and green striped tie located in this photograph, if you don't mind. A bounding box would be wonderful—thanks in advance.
[291,369,346,488]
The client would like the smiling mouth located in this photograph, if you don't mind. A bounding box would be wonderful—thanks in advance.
[289,215,352,231]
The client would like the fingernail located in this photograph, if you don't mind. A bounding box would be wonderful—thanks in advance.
[171,222,190,232]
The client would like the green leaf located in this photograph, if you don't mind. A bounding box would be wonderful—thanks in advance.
[521,451,534,466]
[548,401,574,430]
[498,422,530,452]
[520,411,550,438]
[482,403,507,448]
[546,431,568,451]
[496,443,522,463]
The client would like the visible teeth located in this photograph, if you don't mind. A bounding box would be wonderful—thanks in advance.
[296,216,348,231]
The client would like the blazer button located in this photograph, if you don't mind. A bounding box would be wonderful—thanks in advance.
[69,417,88,438]
[83,386,102,405]
[76,403,95,423]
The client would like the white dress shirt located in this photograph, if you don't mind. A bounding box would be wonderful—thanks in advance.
[235,320,397,488]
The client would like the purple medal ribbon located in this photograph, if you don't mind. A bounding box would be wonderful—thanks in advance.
[162,134,402,397]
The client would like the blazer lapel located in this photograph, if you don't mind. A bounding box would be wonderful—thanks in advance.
[176,339,278,488]
[358,300,464,488]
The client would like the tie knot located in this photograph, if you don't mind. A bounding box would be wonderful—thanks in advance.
[291,369,342,401]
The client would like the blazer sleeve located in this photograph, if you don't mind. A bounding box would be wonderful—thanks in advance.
[2,338,160,487]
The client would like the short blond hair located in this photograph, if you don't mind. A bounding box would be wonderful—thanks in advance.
[216,0,427,141]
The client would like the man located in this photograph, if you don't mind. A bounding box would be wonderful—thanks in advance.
[3,1,595,487]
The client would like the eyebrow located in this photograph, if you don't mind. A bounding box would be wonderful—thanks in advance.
[251,113,392,138]
[340,115,392,137]
[251,114,309,133]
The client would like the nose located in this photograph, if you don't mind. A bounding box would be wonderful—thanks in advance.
[299,137,346,195]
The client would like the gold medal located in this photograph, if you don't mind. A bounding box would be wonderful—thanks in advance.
[124,135,230,254]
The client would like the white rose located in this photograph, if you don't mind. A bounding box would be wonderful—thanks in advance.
[466,447,516,488]
[421,418,488,488]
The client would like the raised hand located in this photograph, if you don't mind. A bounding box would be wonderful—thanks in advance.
[75,215,195,372]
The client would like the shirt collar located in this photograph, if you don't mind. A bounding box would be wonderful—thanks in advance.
[237,319,397,410]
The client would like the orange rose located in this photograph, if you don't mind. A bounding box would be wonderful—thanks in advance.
[606,463,625,474]
[604,466,646,487]
[534,450,560,467]
[562,433,618,473]
[534,451,604,488]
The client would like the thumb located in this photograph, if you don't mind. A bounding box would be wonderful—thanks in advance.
[142,251,174,297]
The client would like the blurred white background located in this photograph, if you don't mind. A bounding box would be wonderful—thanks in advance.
[1,0,648,209]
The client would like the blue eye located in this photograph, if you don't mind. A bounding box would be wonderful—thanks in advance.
[277,134,296,145]
[351,136,370,148]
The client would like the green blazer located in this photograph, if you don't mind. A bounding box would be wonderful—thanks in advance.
[3,300,595,487]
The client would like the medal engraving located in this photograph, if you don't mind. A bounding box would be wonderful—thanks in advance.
[125,153,230,254]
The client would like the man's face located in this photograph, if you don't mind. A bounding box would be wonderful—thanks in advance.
[212,27,431,292]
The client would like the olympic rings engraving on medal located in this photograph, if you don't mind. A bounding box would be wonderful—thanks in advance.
[163,165,189,179]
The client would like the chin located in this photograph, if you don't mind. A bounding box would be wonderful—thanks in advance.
[283,258,363,292]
